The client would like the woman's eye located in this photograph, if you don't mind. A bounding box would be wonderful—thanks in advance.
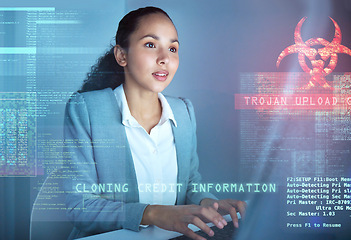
[145,42,155,48]
[169,47,177,53]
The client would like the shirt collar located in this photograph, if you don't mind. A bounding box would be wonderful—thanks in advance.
[158,92,177,127]
[113,84,177,128]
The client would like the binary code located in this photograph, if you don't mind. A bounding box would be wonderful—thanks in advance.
[0,92,37,176]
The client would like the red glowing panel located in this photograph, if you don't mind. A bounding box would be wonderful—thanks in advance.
[235,94,351,110]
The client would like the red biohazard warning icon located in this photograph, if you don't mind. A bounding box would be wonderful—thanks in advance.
[276,17,351,90]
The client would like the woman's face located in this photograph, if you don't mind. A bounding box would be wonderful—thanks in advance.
[118,13,179,94]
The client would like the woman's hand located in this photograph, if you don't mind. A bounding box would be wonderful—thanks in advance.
[200,198,247,228]
[141,204,228,240]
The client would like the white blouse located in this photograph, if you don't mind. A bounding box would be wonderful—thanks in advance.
[114,84,178,205]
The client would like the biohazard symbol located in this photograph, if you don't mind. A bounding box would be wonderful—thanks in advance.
[276,17,351,90]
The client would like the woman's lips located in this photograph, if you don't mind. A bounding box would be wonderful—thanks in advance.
[152,71,169,81]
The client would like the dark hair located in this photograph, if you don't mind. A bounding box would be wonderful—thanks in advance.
[80,6,173,92]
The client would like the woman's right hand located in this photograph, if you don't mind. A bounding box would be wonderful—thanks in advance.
[141,204,227,240]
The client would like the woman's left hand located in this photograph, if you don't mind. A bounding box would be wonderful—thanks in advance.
[200,198,247,228]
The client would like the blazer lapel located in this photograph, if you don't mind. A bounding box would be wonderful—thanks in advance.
[105,88,139,203]
[167,97,190,204]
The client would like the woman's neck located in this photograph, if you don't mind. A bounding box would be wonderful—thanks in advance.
[123,83,162,134]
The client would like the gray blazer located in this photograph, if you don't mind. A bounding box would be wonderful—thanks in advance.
[63,88,217,239]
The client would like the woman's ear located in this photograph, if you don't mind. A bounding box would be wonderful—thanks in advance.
[114,45,127,67]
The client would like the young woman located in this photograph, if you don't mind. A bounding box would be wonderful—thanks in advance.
[64,6,246,240]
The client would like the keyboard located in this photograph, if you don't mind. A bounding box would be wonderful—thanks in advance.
[169,221,238,240]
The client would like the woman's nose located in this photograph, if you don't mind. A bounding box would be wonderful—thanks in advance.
[157,48,170,65]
